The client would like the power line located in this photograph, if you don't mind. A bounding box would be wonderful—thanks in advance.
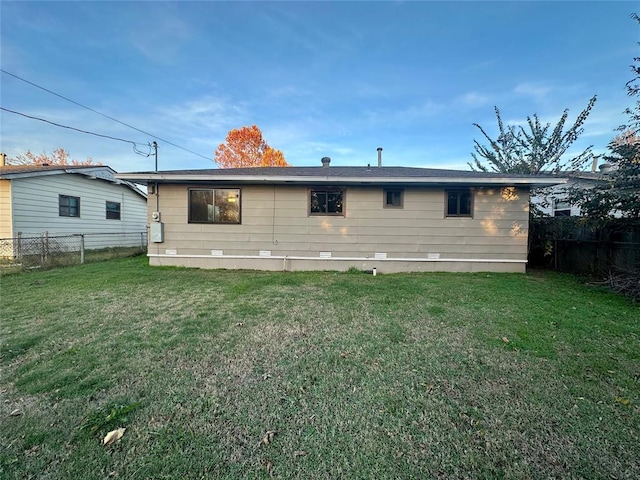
[1,106,151,156]
[1,69,212,161]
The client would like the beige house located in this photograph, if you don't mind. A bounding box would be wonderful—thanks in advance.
[117,160,562,273]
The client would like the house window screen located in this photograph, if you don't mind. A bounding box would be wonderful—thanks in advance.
[384,189,403,208]
[446,190,473,217]
[59,195,80,217]
[188,188,241,224]
[554,200,571,217]
[106,201,121,220]
[310,189,344,215]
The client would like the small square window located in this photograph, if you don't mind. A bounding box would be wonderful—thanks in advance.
[384,189,403,208]
[554,200,571,217]
[446,189,473,217]
[59,195,80,217]
[106,201,121,220]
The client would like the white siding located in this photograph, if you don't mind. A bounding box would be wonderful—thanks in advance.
[531,179,598,217]
[11,173,147,247]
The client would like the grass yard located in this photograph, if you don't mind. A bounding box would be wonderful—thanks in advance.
[0,256,638,479]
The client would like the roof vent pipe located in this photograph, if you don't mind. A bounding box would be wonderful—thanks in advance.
[377,147,383,167]
[321,157,331,168]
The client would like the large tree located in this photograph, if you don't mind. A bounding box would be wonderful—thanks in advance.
[469,96,597,174]
[570,14,640,220]
[8,147,98,166]
[214,125,288,168]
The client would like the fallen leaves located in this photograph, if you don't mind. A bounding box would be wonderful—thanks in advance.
[103,428,126,446]
[615,397,631,407]
[263,459,274,476]
[260,430,277,446]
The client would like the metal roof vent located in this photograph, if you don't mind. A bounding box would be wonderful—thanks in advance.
[377,147,383,167]
[321,157,331,168]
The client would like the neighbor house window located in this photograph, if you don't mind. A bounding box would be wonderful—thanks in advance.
[446,189,473,217]
[188,188,241,224]
[59,195,80,217]
[553,200,571,217]
[106,201,121,220]
[384,189,403,208]
[310,188,344,215]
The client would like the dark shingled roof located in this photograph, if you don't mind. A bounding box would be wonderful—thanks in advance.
[0,165,103,175]
[117,166,566,187]
[123,166,540,179]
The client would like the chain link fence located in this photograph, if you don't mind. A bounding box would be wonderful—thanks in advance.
[0,231,147,271]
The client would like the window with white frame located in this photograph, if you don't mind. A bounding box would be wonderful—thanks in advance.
[553,199,572,217]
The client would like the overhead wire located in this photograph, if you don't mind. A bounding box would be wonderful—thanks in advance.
[0,68,212,161]
[1,106,152,157]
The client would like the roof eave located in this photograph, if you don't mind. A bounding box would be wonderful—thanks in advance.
[115,173,567,187]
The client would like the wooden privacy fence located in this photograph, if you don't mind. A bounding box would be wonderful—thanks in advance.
[529,218,640,274]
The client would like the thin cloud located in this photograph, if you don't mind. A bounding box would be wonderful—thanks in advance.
[127,7,192,64]
[158,96,248,134]
[455,92,492,108]
[514,82,553,100]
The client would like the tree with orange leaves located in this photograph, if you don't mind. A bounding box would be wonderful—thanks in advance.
[10,147,99,166]
[214,125,288,168]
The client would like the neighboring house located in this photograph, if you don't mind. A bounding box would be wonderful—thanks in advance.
[0,164,147,252]
[117,159,562,273]
[531,166,613,217]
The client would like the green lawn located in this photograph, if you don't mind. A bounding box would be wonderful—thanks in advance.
[1,256,638,479]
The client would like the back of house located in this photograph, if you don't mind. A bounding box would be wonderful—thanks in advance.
[118,160,562,273]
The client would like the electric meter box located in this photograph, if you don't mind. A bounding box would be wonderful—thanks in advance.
[150,222,164,243]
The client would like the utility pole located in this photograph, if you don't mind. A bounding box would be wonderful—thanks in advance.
[153,141,158,172]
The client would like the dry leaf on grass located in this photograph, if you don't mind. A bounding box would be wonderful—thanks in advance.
[263,459,274,476]
[615,397,631,406]
[9,409,22,416]
[103,428,126,446]
[501,337,509,343]
[293,450,307,457]
[260,430,277,446]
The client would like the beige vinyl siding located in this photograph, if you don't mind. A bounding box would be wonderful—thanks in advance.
[150,184,529,263]
[0,179,12,238]
[10,174,147,245]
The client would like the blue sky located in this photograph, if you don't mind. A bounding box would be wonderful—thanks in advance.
[1,1,637,173]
